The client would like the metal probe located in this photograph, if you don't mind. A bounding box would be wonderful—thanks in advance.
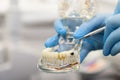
[80,27,105,40]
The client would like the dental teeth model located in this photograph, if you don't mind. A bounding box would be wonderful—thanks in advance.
[38,0,96,73]
[40,48,79,70]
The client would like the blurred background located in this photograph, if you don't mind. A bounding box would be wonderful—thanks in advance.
[0,0,119,80]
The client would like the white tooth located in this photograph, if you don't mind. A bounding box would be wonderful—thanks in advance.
[48,52,50,63]
[54,53,58,67]
[52,52,55,65]
[64,53,68,65]
[51,52,54,64]
[42,50,45,64]
[65,51,69,64]
[62,53,65,65]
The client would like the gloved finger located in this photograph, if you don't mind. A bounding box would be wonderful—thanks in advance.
[80,40,94,63]
[111,41,120,56]
[104,14,120,43]
[54,18,82,36]
[114,0,120,14]
[45,34,59,48]
[73,14,106,39]
[54,20,66,36]
[80,33,103,63]
[103,27,120,56]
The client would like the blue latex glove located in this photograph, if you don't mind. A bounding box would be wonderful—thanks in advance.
[103,0,120,56]
[45,0,120,63]
[45,14,108,63]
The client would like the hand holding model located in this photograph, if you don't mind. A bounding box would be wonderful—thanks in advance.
[45,0,120,63]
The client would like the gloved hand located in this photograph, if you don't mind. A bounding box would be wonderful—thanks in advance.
[103,0,120,56]
[45,0,120,63]
[45,14,109,63]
